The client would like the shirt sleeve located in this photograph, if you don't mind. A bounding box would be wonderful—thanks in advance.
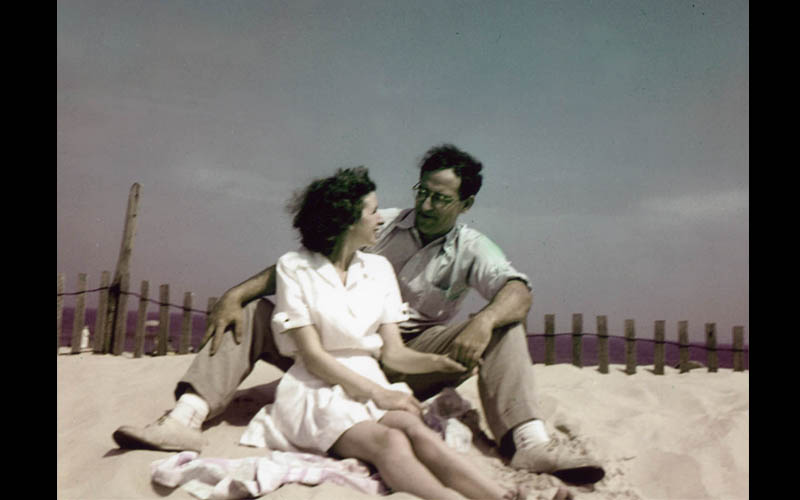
[467,234,532,301]
[271,255,314,335]
[377,258,411,324]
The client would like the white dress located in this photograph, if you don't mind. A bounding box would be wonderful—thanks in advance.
[241,248,413,454]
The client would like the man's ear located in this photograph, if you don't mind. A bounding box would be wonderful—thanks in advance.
[460,195,475,213]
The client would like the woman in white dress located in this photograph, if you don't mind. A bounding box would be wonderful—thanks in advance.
[261,167,516,500]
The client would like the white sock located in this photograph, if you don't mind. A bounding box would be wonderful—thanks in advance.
[168,393,210,430]
[513,419,550,450]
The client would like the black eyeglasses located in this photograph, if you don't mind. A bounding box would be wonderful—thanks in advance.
[412,182,458,208]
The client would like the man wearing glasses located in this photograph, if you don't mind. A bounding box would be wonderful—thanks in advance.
[113,144,605,487]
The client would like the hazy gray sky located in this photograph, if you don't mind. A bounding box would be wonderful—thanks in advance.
[57,0,748,343]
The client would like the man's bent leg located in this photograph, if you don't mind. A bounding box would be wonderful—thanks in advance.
[385,323,474,401]
[114,298,291,451]
[175,298,291,420]
[393,322,604,484]
[386,321,539,448]
[484,326,605,485]
[477,322,539,456]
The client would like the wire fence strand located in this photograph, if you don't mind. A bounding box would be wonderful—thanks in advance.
[57,286,212,315]
[526,332,748,353]
[57,285,749,353]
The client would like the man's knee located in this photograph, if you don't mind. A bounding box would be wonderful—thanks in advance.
[251,299,275,336]
[251,299,294,372]
[487,322,530,356]
[492,321,525,338]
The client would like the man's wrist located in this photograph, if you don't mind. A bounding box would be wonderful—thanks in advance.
[471,310,498,331]
[221,287,245,307]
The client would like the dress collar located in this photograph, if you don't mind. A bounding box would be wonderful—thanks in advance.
[307,249,368,288]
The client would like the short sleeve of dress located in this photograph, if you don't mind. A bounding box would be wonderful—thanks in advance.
[271,254,314,335]
[376,257,411,325]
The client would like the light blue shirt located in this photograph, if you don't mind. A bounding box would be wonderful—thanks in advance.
[368,208,531,337]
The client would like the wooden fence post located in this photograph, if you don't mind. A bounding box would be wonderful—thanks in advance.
[133,281,149,358]
[70,273,88,354]
[625,319,636,375]
[157,284,170,356]
[678,321,689,373]
[544,314,555,365]
[179,292,193,354]
[705,323,718,372]
[106,183,141,355]
[654,320,665,375]
[103,290,114,354]
[93,271,110,353]
[112,273,130,355]
[733,326,744,372]
[597,315,609,374]
[57,273,65,354]
[572,313,583,368]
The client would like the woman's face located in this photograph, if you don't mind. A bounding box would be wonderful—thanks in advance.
[349,191,383,248]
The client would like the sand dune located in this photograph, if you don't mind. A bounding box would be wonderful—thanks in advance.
[57,353,748,499]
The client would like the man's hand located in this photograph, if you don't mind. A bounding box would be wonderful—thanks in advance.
[372,388,424,417]
[200,293,245,356]
[450,315,494,369]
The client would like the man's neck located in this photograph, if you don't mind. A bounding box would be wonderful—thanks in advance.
[418,229,449,248]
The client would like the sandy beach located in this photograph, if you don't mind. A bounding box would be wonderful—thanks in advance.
[57,353,748,499]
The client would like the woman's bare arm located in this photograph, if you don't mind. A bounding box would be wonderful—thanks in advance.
[378,323,467,374]
[290,324,424,416]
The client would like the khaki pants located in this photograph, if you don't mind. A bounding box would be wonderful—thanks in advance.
[176,298,539,455]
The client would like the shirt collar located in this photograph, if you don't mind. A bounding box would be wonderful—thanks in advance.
[397,208,461,254]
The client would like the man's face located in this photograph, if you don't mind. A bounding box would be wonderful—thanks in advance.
[413,168,473,242]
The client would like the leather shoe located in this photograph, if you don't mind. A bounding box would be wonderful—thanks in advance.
[510,436,605,485]
[112,414,205,452]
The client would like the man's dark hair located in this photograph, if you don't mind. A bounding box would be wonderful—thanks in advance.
[418,144,483,199]
[287,167,376,256]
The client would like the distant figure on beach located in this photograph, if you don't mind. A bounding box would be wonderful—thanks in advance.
[113,144,604,489]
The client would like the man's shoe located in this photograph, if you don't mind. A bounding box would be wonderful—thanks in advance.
[510,437,605,485]
[112,414,205,452]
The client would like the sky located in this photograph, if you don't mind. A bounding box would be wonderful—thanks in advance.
[57,0,748,344]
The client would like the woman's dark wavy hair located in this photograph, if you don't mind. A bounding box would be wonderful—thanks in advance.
[287,167,376,256]
[418,143,483,199]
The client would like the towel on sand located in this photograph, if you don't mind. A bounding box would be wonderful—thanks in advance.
[152,389,477,499]
[151,450,385,500]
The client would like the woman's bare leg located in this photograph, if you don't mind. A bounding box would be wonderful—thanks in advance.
[380,410,515,500]
[332,421,466,500]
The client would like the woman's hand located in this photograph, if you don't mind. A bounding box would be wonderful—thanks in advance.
[379,322,469,375]
[429,353,469,373]
[372,388,424,417]
[381,348,469,375]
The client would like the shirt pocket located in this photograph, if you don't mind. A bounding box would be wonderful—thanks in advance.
[432,270,469,302]
[414,275,468,320]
